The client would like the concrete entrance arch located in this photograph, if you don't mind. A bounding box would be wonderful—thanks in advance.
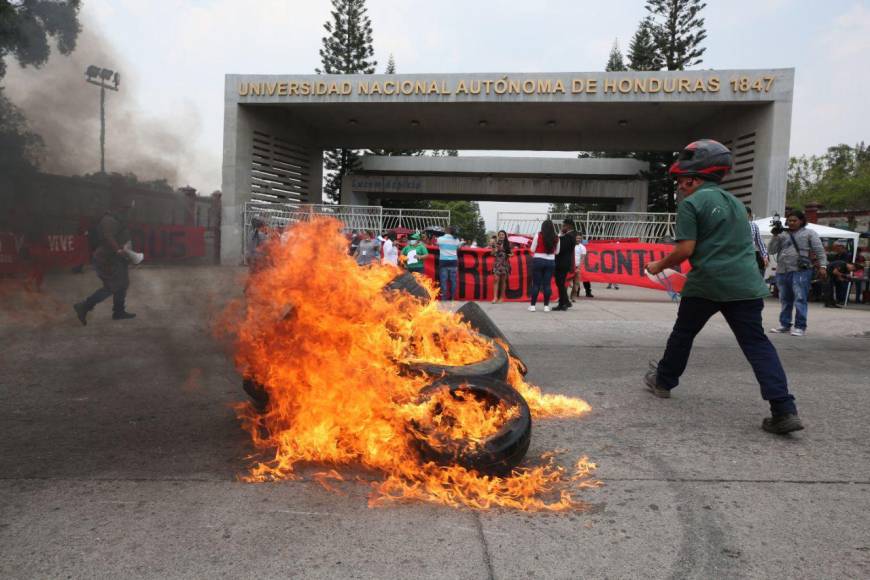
[222,68,794,263]
[343,156,649,210]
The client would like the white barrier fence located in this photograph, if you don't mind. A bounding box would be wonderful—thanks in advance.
[497,211,677,242]
[242,202,451,260]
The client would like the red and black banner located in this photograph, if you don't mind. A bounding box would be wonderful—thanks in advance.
[418,242,690,301]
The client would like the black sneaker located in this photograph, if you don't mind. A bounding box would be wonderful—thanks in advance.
[643,361,671,398]
[112,311,137,320]
[73,302,88,326]
[586,293,594,298]
[552,305,567,311]
[762,414,804,434]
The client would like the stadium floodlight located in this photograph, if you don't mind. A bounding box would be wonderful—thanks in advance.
[84,65,121,174]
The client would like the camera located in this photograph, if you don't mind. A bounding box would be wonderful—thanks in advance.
[770,213,784,235]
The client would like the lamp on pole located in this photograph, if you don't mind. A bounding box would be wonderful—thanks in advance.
[84,65,120,174]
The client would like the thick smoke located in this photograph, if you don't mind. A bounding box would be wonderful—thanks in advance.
[3,14,210,188]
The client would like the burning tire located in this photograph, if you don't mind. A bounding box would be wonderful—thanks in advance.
[384,271,431,302]
[456,302,528,375]
[405,336,510,381]
[412,376,532,475]
[243,378,269,412]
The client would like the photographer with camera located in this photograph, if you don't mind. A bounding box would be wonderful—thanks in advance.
[768,210,827,336]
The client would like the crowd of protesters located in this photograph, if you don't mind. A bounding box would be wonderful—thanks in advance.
[338,214,866,314]
[341,223,601,306]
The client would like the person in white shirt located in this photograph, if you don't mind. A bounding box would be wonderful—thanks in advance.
[570,234,594,299]
[528,219,560,312]
[380,231,398,266]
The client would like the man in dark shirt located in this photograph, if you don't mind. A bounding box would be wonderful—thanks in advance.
[553,219,577,311]
[824,260,856,308]
[644,139,802,435]
[73,200,137,324]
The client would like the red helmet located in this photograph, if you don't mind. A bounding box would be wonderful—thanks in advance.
[669,139,733,183]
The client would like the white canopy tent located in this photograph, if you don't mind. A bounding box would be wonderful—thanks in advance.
[752,217,860,261]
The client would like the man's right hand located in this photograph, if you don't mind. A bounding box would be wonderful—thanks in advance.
[646,260,665,276]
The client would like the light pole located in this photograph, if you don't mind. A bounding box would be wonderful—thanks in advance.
[84,65,120,174]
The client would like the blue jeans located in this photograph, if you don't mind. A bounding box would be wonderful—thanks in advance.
[439,262,458,300]
[83,285,127,314]
[776,270,812,330]
[657,297,797,416]
[529,258,555,306]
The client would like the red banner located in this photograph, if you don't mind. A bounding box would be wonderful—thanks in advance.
[128,224,205,260]
[418,242,689,301]
[0,233,89,275]
[0,225,206,275]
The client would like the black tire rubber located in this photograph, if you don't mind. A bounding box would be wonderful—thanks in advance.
[384,271,431,302]
[412,375,532,475]
[405,335,510,382]
[243,378,269,412]
[456,302,528,375]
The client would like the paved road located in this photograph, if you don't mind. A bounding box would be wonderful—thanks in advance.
[1,267,868,579]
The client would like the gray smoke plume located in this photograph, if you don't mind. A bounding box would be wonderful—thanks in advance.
[3,14,210,187]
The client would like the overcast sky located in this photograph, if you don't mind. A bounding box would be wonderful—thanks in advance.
[6,0,870,229]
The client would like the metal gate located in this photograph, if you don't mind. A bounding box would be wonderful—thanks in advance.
[497,211,676,242]
[242,202,451,261]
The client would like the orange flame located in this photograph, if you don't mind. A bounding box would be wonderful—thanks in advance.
[222,219,599,510]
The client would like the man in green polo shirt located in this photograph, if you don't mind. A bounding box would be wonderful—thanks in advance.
[402,232,428,273]
[644,139,803,435]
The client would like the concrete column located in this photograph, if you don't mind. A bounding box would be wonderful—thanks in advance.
[220,102,252,265]
[221,103,318,264]
[308,149,323,204]
[759,100,792,217]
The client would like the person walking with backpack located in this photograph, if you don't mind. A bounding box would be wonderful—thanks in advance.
[73,200,137,324]
[768,210,827,336]
[644,139,803,435]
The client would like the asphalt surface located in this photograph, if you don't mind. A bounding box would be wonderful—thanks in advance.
[1,267,868,579]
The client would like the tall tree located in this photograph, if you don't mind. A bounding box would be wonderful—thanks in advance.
[605,40,627,72]
[315,0,376,76]
[611,3,707,213]
[0,92,43,174]
[0,0,82,174]
[627,16,663,71]
[384,53,396,74]
[787,143,870,210]
[637,151,679,212]
[645,0,707,71]
[0,0,82,80]
[316,0,377,203]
